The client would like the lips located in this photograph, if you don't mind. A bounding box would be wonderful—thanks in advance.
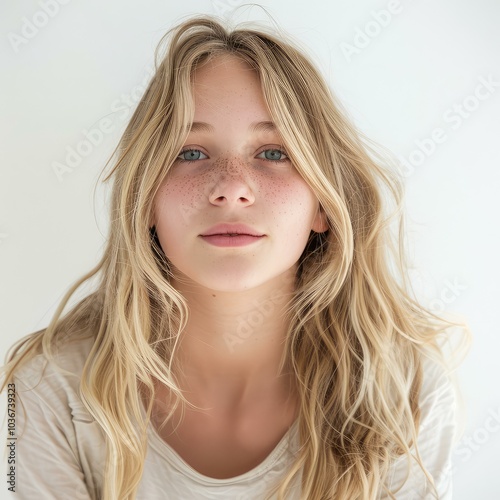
[200,223,264,237]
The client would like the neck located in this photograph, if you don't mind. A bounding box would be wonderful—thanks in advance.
[170,266,298,406]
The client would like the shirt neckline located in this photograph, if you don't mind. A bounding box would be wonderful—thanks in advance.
[145,409,300,485]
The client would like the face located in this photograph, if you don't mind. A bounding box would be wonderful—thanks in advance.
[152,54,327,292]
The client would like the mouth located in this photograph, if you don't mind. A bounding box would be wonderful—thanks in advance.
[213,233,253,236]
[200,223,265,237]
[199,233,266,247]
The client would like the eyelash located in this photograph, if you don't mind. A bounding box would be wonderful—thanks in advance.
[177,148,290,164]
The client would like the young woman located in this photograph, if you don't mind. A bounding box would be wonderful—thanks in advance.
[1,13,470,500]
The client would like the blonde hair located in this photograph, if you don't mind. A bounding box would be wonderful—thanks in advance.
[1,12,471,499]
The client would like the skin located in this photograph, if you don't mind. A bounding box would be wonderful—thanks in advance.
[151,54,328,428]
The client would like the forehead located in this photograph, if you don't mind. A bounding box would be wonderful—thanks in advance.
[188,55,277,134]
[191,55,261,100]
[193,53,257,79]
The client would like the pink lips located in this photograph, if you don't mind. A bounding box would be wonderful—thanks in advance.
[200,223,264,237]
[200,223,265,247]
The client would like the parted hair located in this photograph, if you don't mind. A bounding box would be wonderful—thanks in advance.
[1,11,470,500]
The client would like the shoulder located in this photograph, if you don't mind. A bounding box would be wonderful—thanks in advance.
[14,332,95,381]
[13,332,96,418]
[418,353,463,438]
[11,332,106,499]
[382,353,463,499]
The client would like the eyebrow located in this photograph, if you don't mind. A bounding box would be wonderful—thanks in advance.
[186,121,278,135]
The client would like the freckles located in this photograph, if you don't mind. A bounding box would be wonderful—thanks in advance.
[162,170,213,222]
[270,180,315,239]
[267,178,302,209]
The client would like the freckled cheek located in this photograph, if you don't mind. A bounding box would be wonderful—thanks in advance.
[155,180,204,225]
[268,180,317,222]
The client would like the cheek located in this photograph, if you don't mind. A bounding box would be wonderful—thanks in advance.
[153,181,193,260]
[268,177,318,228]
[154,178,203,229]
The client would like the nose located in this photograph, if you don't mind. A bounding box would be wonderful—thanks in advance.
[208,159,256,207]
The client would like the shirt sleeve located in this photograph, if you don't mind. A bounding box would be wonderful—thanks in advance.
[379,358,460,500]
[8,358,93,500]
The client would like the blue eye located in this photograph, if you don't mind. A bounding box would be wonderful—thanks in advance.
[256,149,289,163]
[176,148,289,164]
[177,149,208,162]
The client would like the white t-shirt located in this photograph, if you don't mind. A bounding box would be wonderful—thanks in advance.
[7,334,462,499]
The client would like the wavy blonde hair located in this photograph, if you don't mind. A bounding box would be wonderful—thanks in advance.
[1,12,471,500]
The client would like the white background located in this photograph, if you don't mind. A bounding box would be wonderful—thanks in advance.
[1,0,499,498]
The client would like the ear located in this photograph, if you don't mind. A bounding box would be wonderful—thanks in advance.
[311,204,329,233]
